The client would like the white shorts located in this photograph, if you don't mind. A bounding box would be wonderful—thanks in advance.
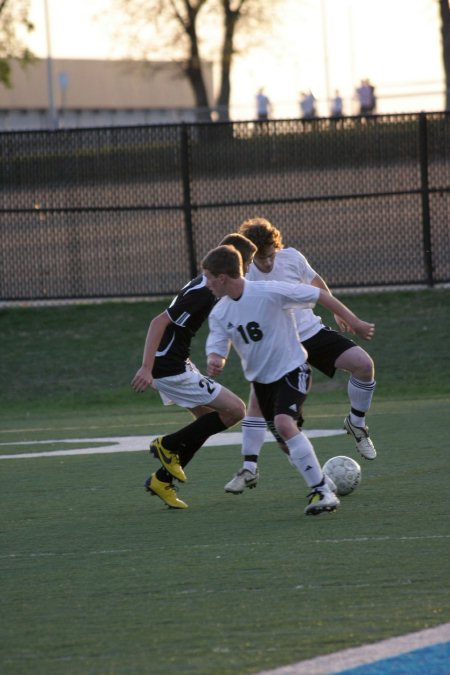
[154,362,222,409]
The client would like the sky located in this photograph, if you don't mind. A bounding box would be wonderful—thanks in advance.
[28,0,445,119]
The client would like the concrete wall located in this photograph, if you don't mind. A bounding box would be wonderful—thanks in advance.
[0,58,214,130]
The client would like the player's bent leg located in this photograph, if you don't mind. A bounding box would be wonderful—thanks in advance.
[335,345,374,381]
[188,404,216,419]
[210,387,246,428]
[335,346,377,460]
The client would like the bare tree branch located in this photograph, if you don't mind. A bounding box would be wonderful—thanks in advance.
[109,0,281,119]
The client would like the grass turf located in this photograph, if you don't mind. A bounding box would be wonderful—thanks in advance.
[1,290,450,674]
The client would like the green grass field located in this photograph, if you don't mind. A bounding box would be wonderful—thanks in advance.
[1,290,450,674]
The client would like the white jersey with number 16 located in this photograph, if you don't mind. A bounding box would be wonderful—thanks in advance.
[206,279,320,383]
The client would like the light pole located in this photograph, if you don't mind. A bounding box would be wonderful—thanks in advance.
[321,0,331,113]
[43,0,58,129]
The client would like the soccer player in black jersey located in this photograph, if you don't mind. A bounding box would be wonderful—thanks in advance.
[131,234,256,509]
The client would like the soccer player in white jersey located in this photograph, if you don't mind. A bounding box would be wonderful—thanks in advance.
[131,234,256,509]
[224,218,378,496]
[203,245,375,515]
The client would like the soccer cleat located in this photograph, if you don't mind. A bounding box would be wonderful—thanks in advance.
[343,415,377,460]
[304,481,340,516]
[145,473,188,509]
[224,468,259,494]
[150,436,187,482]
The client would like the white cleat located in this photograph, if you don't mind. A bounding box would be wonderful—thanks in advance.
[343,415,377,460]
[304,482,340,516]
[224,468,259,494]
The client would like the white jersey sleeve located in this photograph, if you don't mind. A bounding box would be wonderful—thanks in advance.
[246,247,324,341]
[205,312,231,359]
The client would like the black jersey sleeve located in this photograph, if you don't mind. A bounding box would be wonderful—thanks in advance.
[152,275,216,378]
[166,275,215,334]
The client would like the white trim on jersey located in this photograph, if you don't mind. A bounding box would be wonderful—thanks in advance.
[206,279,320,383]
[173,311,191,327]
[246,247,324,341]
[156,333,175,358]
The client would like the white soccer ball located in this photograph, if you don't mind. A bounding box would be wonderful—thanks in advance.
[323,455,361,496]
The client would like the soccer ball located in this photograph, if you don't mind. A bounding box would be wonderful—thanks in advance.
[323,455,361,496]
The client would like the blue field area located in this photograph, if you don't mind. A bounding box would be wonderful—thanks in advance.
[338,642,450,675]
[258,624,450,675]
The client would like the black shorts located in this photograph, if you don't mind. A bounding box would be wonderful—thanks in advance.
[253,364,312,443]
[302,326,356,378]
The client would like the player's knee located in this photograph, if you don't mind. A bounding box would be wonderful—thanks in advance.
[350,353,374,380]
[274,414,297,440]
[356,358,374,380]
[222,398,246,427]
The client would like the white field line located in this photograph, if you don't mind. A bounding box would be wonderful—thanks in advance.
[0,429,346,459]
[257,622,450,675]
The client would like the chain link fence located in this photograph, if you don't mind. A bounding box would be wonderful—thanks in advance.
[1,112,449,301]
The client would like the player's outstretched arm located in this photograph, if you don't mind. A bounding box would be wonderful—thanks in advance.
[317,290,375,341]
[312,275,354,333]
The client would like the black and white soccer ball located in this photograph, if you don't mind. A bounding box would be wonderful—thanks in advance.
[323,455,361,496]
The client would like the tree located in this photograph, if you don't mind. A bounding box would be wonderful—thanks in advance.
[0,0,34,88]
[110,0,279,120]
[439,0,450,110]
[215,0,278,120]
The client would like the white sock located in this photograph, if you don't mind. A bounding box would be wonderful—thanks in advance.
[241,416,266,461]
[348,376,376,426]
[286,432,323,487]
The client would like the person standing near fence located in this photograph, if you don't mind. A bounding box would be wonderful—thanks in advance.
[131,233,256,509]
[203,244,375,515]
[330,89,343,118]
[356,79,375,115]
[255,88,271,120]
[300,90,316,119]
[222,218,378,497]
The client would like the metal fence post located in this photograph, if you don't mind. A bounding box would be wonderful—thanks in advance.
[418,112,434,287]
[180,123,197,279]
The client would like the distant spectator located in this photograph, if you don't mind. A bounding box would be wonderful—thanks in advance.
[300,90,316,119]
[256,88,271,120]
[330,89,343,118]
[368,79,376,113]
[356,79,376,116]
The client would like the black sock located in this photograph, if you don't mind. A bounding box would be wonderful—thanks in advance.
[163,412,227,467]
[244,455,258,463]
[156,467,172,483]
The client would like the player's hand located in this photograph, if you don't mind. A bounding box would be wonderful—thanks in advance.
[131,365,154,392]
[207,355,226,377]
[353,320,375,341]
[334,313,354,333]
